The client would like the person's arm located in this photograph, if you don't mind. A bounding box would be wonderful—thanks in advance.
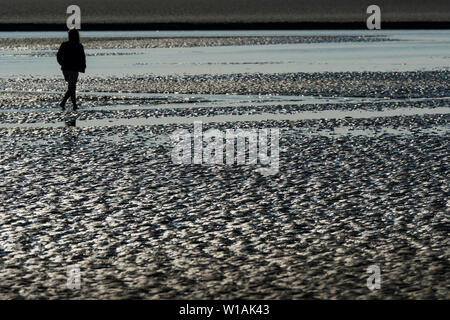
[56,43,64,66]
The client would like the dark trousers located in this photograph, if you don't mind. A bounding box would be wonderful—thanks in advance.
[61,82,77,107]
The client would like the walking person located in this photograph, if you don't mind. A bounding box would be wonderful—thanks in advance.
[57,28,86,111]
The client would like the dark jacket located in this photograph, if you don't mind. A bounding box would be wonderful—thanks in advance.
[57,41,86,73]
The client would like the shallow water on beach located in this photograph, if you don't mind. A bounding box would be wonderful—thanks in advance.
[4,89,444,110]
[1,105,448,129]
[0,30,449,77]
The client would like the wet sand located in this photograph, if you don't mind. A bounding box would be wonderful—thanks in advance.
[1,71,448,99]
[0,36,449,299]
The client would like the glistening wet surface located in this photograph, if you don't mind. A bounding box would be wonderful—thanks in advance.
[1,106,449,130]
[1,112,448,299]
[0,32,448,299]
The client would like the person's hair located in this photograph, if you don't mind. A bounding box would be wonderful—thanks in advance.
[68,28,80,43]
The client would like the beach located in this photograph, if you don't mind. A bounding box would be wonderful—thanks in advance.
[0,31,448,299]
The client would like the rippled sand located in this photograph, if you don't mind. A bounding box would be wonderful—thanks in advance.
[0,69,449,299]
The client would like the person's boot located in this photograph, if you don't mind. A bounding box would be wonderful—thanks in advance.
[61,91,70,111]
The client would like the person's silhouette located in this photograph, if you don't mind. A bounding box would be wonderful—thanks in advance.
[57,28,86,111]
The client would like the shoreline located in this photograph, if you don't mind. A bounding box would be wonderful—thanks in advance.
[0,34,394,50]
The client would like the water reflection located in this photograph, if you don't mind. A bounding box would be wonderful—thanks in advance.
[65,118,77,127]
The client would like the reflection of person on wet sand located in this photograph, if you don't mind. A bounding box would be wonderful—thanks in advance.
[57,28,86,111]
[65,118,76,127]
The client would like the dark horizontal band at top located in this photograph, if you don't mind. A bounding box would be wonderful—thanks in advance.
[1,21,450,32]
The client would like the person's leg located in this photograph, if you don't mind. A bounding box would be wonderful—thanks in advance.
[69,82,77,110]
[60,82,71,110]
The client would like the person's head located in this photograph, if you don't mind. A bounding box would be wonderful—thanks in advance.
[68,28,80,43]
